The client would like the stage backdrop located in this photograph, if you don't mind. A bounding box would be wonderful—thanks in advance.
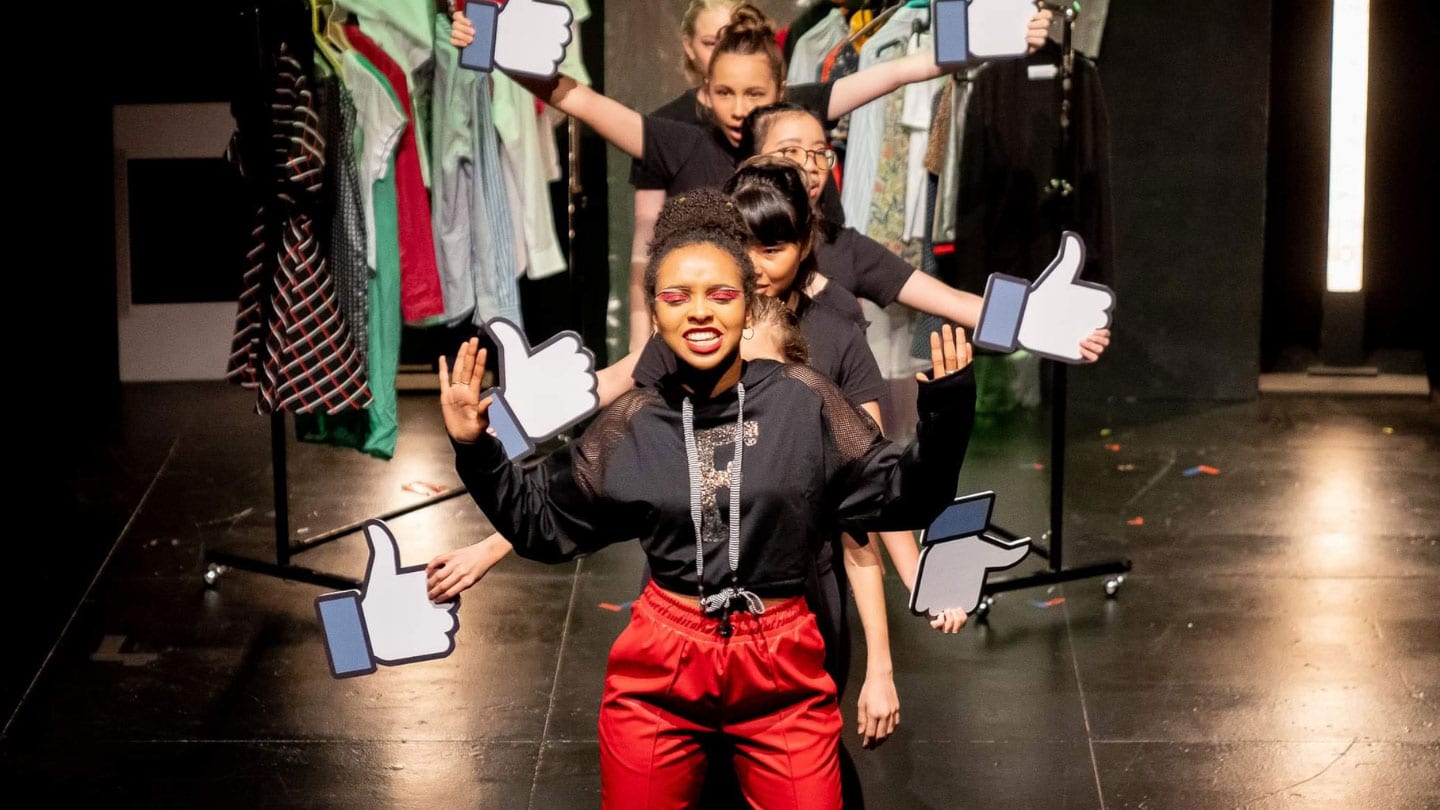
[1073,1,1272,402]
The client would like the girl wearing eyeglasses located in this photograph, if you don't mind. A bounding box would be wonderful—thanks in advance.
[448,3,1054,350]
[742,101,1112,362]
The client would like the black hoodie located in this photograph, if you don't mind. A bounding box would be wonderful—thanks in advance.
[454,359,975,598]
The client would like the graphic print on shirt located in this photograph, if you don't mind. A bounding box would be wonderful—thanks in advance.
[693,420,760,543]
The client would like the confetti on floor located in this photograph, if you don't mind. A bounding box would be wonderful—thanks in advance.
[403,481,449,496]
[1105,443,1122,452]
[1117,463,1136,472]
[1182,465,1221,477]
[1127,516,1145,526]
[1032,597,1067,609]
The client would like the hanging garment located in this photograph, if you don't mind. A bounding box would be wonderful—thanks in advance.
[335,0,436,185]
[492,72,569,280]
[788,8,849,86]
[225,43,371,416]
[951,41,1115,293]
[345,24,447,324]
[900,62,941,242]
[487,0,590,281]
[838,4,928,236]
[782,1,837,65]
[931,66,982,246]
[431,13,523,327]
[316,60,370,365]
[431,12,483,326]
[429,10,527,324]
[473,75,525,324]
[297,50,406,459]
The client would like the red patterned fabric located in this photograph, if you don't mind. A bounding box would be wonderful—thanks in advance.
[226,47,371,415]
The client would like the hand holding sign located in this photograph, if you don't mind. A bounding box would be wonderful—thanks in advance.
[457,0,574,78]
[934,0,1053,69]
[315,521,460,678]
[439,321,599,461]
[974,232,1115,363]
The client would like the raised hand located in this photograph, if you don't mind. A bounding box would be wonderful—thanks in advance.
[438,337,494,444]
[917,323,974,383]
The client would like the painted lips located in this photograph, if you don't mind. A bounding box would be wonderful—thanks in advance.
[684,328,723,355]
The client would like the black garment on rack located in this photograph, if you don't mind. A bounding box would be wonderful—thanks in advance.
[950,41,1114,294]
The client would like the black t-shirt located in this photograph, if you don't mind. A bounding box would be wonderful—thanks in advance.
[814,226,915,307]
[630,89,704,190]
[811,280,867,327]
[632,292,886,407]
[636,82,840,191]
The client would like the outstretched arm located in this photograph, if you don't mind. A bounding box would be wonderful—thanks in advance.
[895,273,1110,362]
[827,8,1052,119]
[451,11,644,157]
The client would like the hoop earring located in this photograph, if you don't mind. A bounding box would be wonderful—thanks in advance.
[742,327,755,340]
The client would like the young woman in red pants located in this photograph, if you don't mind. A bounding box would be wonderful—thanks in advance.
[440,190,975,809]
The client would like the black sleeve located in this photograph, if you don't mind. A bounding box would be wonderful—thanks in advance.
[834,323,888,407]
[787,81,837,129]
[788,365,977,534]
[845,229,915,307]
[629,157,667,190]
[640,115,704,190]
[631,335,678,388]
[631,92,702,189]
[453,394,652,563]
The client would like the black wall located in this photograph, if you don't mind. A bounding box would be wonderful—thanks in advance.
[1076,2,1272,402]
[1263,0,1438,374]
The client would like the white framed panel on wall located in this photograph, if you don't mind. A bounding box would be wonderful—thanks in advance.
[114,102,240,381]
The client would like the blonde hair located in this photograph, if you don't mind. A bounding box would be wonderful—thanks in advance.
[749,295,809,365]
[681,0,743,84]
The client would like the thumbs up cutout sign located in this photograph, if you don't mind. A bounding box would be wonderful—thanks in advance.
[315,520,460,679]
[458,0,575,78]
[481,319,599,461]
[974,232,1116,363]
[910,493,1031,618]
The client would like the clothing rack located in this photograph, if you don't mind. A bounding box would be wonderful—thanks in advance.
[973,2,1131,617]
[203,0,580,591]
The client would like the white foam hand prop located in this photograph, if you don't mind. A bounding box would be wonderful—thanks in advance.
[934,0,1039,68]
[910,534,1030,616]
[974,231,1115,363]
[460,0,574,78]
[909,493,1031,618]
[482,318,599,461]
[315,521,460,678]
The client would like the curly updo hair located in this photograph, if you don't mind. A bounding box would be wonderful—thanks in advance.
[645,188,758,306]
[709,4,784,89]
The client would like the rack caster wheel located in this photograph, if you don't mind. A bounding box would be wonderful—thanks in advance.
[204,564,226,588]
[974,595,995,621]
[1104,575,1125,598]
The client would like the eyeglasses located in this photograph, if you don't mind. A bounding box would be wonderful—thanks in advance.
[772,145,837,169]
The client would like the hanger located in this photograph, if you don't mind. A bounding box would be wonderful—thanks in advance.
[821,0,901,65]
[310,1,344,72]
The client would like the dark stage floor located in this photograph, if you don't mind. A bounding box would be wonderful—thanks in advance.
[2,381,1437,808]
